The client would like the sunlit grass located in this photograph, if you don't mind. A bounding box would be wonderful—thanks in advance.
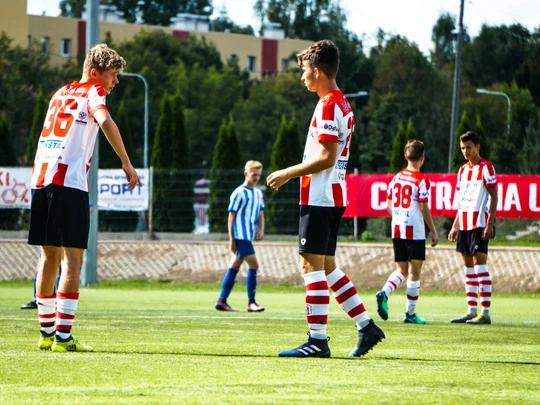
[1,283,539,404]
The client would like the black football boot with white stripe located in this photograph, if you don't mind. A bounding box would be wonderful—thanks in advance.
[278,334,331,358]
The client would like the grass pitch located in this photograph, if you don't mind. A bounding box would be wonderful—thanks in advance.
[1,282,539,405]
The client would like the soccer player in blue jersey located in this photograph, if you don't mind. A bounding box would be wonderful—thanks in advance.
[215,161,266,312]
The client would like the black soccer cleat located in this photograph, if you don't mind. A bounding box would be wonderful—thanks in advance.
[278,334,331,358]
[349,319,385,358]
[21,300,38,310]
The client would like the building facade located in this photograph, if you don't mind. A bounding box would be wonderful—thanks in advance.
[0,3,311,80]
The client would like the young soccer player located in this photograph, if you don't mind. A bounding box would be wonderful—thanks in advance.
[215,160,265,313]
[376,140,439,324]
[448,131,497,325]
[267,40,385,358]
[28,44,141,352]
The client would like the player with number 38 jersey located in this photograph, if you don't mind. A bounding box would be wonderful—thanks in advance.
[300,90,354,207]
[31,82,106,192]
[387,169,431,240]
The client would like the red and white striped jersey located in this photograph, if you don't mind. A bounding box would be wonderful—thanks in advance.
[456,158,497,230]
[387,169,430,240]
[300,90,355,207]
[31,81,108,192]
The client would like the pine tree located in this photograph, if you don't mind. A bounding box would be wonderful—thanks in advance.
[475,114,489,160]
[208,117,242,233]
[0,115,19,230]
[0,115,16,166]
[25,87,47,166]
[405,118,418,141]
[389,121,406,173]
[99,100,138,232]
[151,92,174,232]
[265,115,302,234]
[169,90,195,232]
[452,111,472,172]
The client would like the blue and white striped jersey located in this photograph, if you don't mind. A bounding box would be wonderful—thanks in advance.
[228,185,265,241]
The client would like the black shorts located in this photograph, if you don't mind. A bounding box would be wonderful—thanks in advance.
[456,228,489,256]
[298,205,346,256]
[392,239,426,262]
[28,184,90,249]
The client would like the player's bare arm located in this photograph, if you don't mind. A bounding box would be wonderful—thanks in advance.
[420,202,439,247]
[228,212,238,254]
[256,211,265,241]
[267,141,337,190]
[448,214,460,242]
[483,186,498,240]
[94,109,142,190]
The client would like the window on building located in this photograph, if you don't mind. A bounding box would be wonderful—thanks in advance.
[60,39,72,58]
[247,55,256,73]
[281,58,290,72]
[228,54,238,65]
[40,36,50,55]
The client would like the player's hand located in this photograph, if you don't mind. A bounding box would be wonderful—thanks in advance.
[255,230,264,241]
[431,231,439,247]
[229,239,237,255]
[122,163,142,190]
[483,224,494,240]
[267,170,290,191]
[448,228,458,242]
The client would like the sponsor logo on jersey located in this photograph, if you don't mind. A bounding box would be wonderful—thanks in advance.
[38,140,63,149]
[301,238,306,245]
[322,123,338,132]
[335,160,348,170]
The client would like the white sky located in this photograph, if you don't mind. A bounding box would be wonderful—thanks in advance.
[28,0,540,55]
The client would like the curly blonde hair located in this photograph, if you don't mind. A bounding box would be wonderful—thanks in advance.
[83,44,126,76]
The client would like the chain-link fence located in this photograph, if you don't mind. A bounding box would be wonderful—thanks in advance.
[0,169,364,236]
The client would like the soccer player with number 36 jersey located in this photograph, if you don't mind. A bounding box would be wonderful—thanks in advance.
[28,44,141,352]
[376,140,439,325]
[448,131,498,325]
[267,40,385,358]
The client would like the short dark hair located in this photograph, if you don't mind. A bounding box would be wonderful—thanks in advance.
[460,131,480,145]
[296,40,340,79]
[404,140,425,161]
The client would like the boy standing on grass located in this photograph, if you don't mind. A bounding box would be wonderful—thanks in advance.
[267,40,385,358]
[28,44,141,352]
[448,131,497,325]
[376,140,438,324]
[215,160,265,313]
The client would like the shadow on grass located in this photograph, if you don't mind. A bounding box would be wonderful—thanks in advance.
[92,350,540,365]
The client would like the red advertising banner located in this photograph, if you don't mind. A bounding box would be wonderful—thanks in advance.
[344,174,540,219]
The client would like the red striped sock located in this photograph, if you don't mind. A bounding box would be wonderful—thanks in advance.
[56,291,79,341]
[37,294,56,336]
[382,270,405,296]
[303,271,329,340]
[327,268,369,328]
[465,267,478,315]
[406,280,420,315]
[475,264,492,315]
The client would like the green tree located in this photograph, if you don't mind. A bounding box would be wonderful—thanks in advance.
[208,117,242,233]
[389,121,406,173]
[98,100,139,232]
[169,90,195,232]
[25,87,47,166]
[475,114,488,160]
[0,115,19,229]
[0,115,16,166]
[452,111,472,172]
[151,92,174,232]
[265,115,302,234]
[431,13,456,70]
